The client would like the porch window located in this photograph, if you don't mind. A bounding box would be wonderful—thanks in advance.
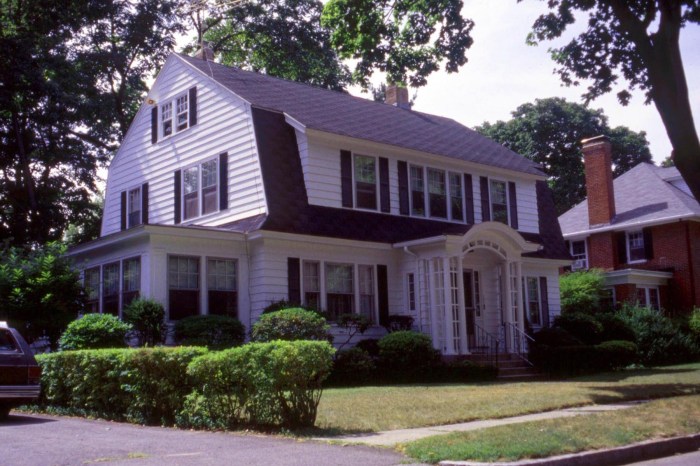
[127,187,142,228]
[490,180,509,224]
[207,258,237,318]
[358,265,375,323]
[168,256,200,320]
[522,277,541,326]
[303,261,321,310]
[636,286,660,310]
[427,168,447,219]
[325,263,354,320]
[570,240,588,270]
[102,262,120,316]
[84,267,100,313]
[410,165,425,216]
[449,172,464,222]
[183,158,218,221]
[627,231,646,263]
[406,273,416,312]
[122,257,140,308]
[354,154,377,210]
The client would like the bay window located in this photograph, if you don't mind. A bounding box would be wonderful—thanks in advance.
[121,257,141,308]
[168,256,200,320]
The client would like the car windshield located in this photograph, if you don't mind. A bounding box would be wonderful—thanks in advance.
[0,330,18,352]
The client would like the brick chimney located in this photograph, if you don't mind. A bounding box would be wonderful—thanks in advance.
[582,135,616,226]
[194,43,215,61]
[386,85,410,109]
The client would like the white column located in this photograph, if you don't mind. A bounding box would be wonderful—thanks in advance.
[457,257,469,354]
[427,259,440,351]
[442,256,454,355]
[516,260,525,333]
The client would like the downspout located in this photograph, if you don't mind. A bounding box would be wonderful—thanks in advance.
[403,246,417,257]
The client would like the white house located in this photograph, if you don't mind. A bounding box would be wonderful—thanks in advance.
[68,52,570,356]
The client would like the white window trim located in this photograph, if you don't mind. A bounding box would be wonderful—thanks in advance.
[406,272,416,312]
[569,239,588,270]
[127,186,142,229]
[409,164,466,223]
[636,285,660,310]
[181,157,219,222]
[522,276,542,327]
[626,230,647,264]
[160,91,189,140]
[205,256,239,316]
[352,153,379,211]
[489,178,510,225]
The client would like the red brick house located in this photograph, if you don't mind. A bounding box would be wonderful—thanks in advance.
[558,135,700,313]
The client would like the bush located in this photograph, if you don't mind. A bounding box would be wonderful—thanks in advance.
[595,340,638,371]
[262,300,324,316]
[530,344,599,376]
[250,308,330,342]
[180,340,335,428]
[385,315,415,332]
[58,314,132,350]
[325,347,376,387]
[559,269,608,314]
[174,315,246,349]
[378,331,440,381]
[122,298,165,346]
[553,312,603,345]
[596,312,636,342]
[355,338,380,357]
[532,327,583,347]
[37,347,207,424]
[689,307,700,338]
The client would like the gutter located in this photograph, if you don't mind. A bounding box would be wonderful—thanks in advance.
[563,214,700,239]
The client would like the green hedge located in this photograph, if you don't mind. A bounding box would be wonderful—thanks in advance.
[58,313,132,350]
[36,347,208,424]
[250,308,330,342]
[174,315,246,349]
[530,340,638,376]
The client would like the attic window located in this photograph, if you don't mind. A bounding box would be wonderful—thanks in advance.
[160,92,189,139]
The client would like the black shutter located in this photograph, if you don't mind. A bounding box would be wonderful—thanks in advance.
[377,265,389,327]
[340,150,353,207]
[141,183,149,225]
[616,232,627,264]
[189,86,197,127]
[151,107,158,144]
[219,152,229,211]
[379,157,390,213]
[539,277,550,328]
[398,161,409,215]
[174,170,182,224]
[464,173,474,224]
[288,258,301,305]
[508,181,519,230]
[643,227,654,259]
[480,176,490,222]
[120,191,127,230]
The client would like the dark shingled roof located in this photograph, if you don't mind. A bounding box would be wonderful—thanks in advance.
[215,107,569,261]
[176,54,545,177]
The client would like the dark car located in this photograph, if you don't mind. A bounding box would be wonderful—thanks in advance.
[0,322,41,419]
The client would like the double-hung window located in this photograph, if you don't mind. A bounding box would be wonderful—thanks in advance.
[490,179,509,224]
[570,240,588,270]
[410,165,465,221]
[161,102,173,137]
[303,261,321,310]
[354,155,377,210]
[127,187,142,228]
[168,256,200,320]
[358,265,375,323]
[183,159,218,221]
[627,231,646,263]
[160,92,189,139]
[175,94,189,132]
[102,262,120,316]
[427,168,447,219]
[410,165,426,216]
[636,286,660,310]
[325,263,354,321]
[449,172,464,222]
[522,277,541,326]
[406,273,416,312]
[84,267,100,313]
[207,258,237,317]
[121,257,141,308]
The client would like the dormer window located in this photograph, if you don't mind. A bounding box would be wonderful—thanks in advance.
[354,154,377,210]
[127,187,142,228]
[183,158,218,221]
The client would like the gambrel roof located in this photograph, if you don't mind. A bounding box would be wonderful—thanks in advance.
[176,54,545,177]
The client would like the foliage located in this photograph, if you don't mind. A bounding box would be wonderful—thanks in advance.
[477,98,651,214]
[122,298,166,347]
[532,327,583,347]
[250,308,330,342]
[335,313,371,351]
[559,269,609,314]
[386,314,415,332]
[522,0,700,202]
[63,195,103,245]
[325,347,376,387]
[322,0,474,88]
[553,312,603,345]
[58,313,132,351]
[262,299,324,316]
[378,331,440,381]
[355,338,381,357]
[596,313,637,343]
[0,242,84,347]
[596,340,639,371]
[37,347,207,424]
[180,340,335,428]
[689,307,700,337]
[174,315,246,350]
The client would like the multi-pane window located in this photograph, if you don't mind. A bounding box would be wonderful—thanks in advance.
[410,165,425,216]
[570,240,588,270]
[176,94,189,132]
[325,263,354,320]
[161,102,173,137]
[449,172,464,222]
[490,180,508,224]
[127,187,141,228]
[636,286,660,310]
[354,155,377,210]
[358,265,375,323]
[168,256,200,320]
[201,159,218,215]
[84,267,100,313]
[303,261,320,310]
[627,231,645,263]
[183,159,218,221]
[407,273,416,312]
[522,277,541,326]
[207,258,237,317]
[427,168,447,219]
[183,166,199,220]
[122,257,140,308]
[102,262,120,316]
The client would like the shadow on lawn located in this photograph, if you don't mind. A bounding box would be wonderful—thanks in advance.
[574,366,698,383]
[586,383,700,404]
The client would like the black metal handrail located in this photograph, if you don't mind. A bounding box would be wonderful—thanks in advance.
[504,322,535,366]
[473,323,500,368]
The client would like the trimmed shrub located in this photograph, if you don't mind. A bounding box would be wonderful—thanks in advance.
[355,338,380,357]
[595,340,638,371]
[58,314,132,350]
[174,315,246,349]
[385,315,415,332]
[251,308,330,342]
[378,331,440,381]
[262,300,324,317]
[122,298,166,346]
[559,269,608,314]
[532,326,583,347]
[529,344,599,376]
[36,347,207,424]
[553,312,603,345]
[597,312,637,343]
[325,347,376,387]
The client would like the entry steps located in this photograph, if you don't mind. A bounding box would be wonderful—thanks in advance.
[457,352,544,380]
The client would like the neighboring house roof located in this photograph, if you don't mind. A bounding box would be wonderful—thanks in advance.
[176,54,545,177]
[559,163,700,237]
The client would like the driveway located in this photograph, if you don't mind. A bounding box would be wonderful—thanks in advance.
[0,412,414,466]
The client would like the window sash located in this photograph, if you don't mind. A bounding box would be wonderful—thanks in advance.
[207,259,237,291]
[627,231,646,262]
[410,165,425,216]
[449,172,464,221]
[358,265,375,322]
[127,187,141,228]
[325,263,354,320]
[407,273,416,311]
[428,168,447,218]
[490,180,508,224]
[354,155,377,210]
[169,256,200,290]
[161,102,173,137]
[102,262,120,316]
[176,94,189,132]
[524,277,541,326]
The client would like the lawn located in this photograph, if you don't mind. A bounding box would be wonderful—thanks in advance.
[315,362,700,432]
[401,394,700,463]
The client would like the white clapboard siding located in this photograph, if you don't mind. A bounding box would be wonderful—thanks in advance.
[102,56,266,237]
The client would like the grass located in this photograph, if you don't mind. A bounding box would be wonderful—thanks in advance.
[401,394,700,463]
[315,362,700,432]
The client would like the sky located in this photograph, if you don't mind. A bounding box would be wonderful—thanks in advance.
[350,0,700,164]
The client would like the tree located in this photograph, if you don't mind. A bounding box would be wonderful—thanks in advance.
[321,0,474,88]
[197,0,350,91]
[523,0,700,201]
[477,98,652,214]
[0,242,84,348]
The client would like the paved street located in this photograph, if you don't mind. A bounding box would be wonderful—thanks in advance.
[0,413,413,466]
[624,450,700,466]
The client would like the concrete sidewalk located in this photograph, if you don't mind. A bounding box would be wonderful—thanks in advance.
[316,401,646,447]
